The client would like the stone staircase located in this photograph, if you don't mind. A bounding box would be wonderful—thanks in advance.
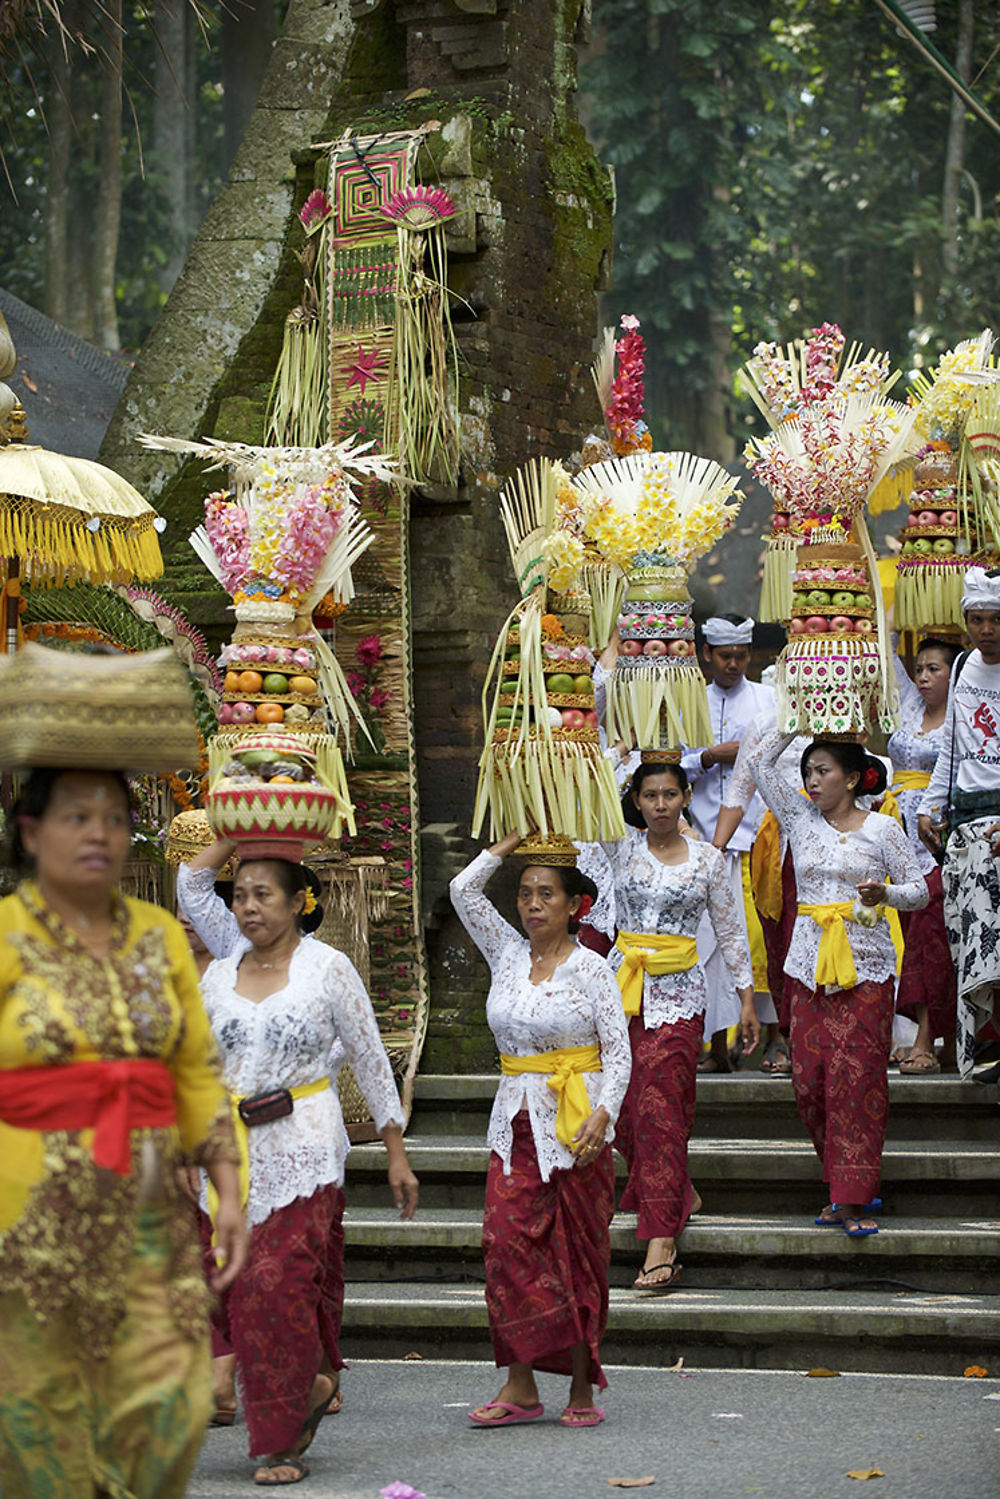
[342,1073,1000,1374]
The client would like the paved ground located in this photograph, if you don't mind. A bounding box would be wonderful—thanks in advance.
[190,1358,1000,1498]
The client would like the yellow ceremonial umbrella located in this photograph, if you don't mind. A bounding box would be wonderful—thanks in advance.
[0,444,166,654]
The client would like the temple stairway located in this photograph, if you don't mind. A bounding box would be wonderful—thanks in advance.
[341,1074,1000,1375]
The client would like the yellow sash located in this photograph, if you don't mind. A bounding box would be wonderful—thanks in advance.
[750,811,784,923]
[500,1044,602,1149]
[892,769,931,793]
[797,901,861,988]
[740,849,769,990]
[209,1076,332,1222]
[614,931,698,1017]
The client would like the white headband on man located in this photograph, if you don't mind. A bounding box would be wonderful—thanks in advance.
[703,616,754,646]
[961,567,1000,614]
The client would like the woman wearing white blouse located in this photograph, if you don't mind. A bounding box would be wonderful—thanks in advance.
[178,840,418,1487]
[602,761,759,1291]
[751,732,928,1238]
[449,832,631,1430]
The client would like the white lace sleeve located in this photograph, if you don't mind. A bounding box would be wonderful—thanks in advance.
[589,959,632,1123]
[449,850,519,970]
[879,818,931,911]
[724,713,765,810]
[703,845,753,989]
[751,727,806,828]
[892,652,925,728]
[326,949,404,1131]
[176,863,243,958]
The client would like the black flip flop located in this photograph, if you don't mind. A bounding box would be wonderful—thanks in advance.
[634,1258,682,1291]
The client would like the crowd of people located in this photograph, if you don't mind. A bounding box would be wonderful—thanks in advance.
[2,570,1000,1492]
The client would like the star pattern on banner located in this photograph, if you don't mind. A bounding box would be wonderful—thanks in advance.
[343,343,388,395]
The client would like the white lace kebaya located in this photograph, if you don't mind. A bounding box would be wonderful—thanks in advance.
[177,864,403,1227]
[751,729,929,992]
[599,828,753,1026]
[449,851,631,1183]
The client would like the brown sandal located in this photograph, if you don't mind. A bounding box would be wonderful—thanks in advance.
[254,1456,309,1486]
[898,1050,941,1074]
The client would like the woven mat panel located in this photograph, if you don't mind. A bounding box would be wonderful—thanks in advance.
[322,130,431,1131]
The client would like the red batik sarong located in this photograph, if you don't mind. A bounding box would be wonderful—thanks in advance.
[614,1010,703,1240]
[481,1110,615,1390]
[896,867,957,1040]
[787,977,894,1206]
[758,849,798,1033]
[201,1184,346,1460]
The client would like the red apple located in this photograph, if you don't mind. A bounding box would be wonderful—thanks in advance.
[804,616,830,633]
[583,710,599,728]
[854,619,874,634]
[829,615,854,633]
[789,617,807,634]
[218,702,235,724]
[642,639,669,657]
[231,701,256,723]
[907,513,921,527]
[620,639,643,657]
[561,709,586,729]
[917,510,938,526]
[666,638,689,656]
[939,510,958,526]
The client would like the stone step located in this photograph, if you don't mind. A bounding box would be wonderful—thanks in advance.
[347,1135,1000,1215]
[339,1280,1000,1376]
[342,1206,1000,1294]
[411,1072,1000,1142]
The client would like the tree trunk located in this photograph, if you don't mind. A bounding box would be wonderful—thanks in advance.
[65,7,95,340]
[44,20,72,326]
[221,0,277,174]
[941,0,974,282]
[153,0,192,295]
[92,0,123,349]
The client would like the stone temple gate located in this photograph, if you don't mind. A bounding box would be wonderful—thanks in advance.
[99,0,615,1072]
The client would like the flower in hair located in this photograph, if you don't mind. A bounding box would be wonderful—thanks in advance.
[861,765,880,793]
[576,893,594,920]
[302,887,318,916]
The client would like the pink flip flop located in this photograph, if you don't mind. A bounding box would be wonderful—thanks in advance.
[560,1406,606,1428]
[468,1401,545,1427]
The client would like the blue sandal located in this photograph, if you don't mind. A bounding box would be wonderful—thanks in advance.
[814,1197,882,1226]
[843,1215,879,1238]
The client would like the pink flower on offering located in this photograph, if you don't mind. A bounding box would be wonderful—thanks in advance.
[620,313,640,332]
[357,634,383,666]
[299,189,332,234]
[346,670,365,697]
[370,687,390,711]
[204,492,251,592]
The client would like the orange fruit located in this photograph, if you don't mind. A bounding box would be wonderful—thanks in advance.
[238,669,263,693]
[224,669,242,693]
[255,702,284,723]
[268,774,297,783]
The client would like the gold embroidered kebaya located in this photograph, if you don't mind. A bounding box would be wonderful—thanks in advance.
[0,882,235,1355]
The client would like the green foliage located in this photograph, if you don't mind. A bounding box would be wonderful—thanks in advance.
[584,0,1000,453]
[0,4,227,348]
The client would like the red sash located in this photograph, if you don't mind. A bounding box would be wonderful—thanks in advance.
[0,1059,177,1175]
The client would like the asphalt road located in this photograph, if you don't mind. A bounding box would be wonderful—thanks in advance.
[190,1358,1000,1499]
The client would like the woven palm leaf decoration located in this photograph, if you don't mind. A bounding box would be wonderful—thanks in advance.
[473,457,625,846]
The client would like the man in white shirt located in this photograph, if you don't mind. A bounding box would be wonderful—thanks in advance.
[919,567,1000,1082]
[682,614,775,1070]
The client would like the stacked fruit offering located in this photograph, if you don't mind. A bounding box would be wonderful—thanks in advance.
[217,632,324,731]
[895,446,974,631]
[607,554,710,749]
[207,728,352,846]
[788,547,875,639]
[494,623,599,744]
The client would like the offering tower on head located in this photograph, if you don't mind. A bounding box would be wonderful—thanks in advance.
[742,323,919,740]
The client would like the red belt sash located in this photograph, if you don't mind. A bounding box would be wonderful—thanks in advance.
[0,1059,177,1175]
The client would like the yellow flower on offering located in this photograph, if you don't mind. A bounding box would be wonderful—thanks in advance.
[912,330,995,443]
